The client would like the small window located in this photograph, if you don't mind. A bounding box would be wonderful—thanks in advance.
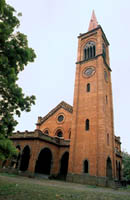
[102,43,106,59]
[84,160,89,173]
[85,119,89,131]
[107,134,109,145]
[44,130,49,135]
[87,83,90,92]
[106,95,108,104]
[84,49,87,60]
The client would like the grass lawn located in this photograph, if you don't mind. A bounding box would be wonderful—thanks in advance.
[0,173,130,200]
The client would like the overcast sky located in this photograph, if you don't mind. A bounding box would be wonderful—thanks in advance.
[7,0,130,153]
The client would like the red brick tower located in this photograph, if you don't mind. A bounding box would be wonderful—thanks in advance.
[68,11,116,183]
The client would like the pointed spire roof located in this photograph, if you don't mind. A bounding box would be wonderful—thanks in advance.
[88,10,98,31]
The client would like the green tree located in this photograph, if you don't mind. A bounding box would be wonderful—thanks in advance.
[0,0,36,161]
[122,151,130,181]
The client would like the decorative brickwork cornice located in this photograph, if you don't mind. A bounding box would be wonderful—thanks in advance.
[80,32,97,41]
[37,101,73,125]
[11,129,70,147]
[76,54,112,72]
[78,25,109,46]
[78,26,100,39]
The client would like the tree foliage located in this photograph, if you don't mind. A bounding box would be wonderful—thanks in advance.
[0,0,36,160]
[122,151,130,181]
[0,135,18,160]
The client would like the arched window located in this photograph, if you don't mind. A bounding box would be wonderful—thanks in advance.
[44,130,49,135]
[102,43,106,59]
[84,41,96,60]
[84,160,89,173]
[85,119,89,131]
[87,83,90,92]
[57,130,63,137]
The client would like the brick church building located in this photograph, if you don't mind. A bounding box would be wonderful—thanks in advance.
[7,11,122,186]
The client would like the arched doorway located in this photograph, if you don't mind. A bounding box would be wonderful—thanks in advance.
[60,152,69,178]
[19,146,30,171]
[106,157,112,179]
[83,160,89,173]
[118,162,121,180]
[116,160,118,179]
[35,148,52,175]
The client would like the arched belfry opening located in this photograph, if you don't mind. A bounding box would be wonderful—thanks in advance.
[35,148,52,175]
[20,145,30,171]
[102,43,106,59]
[84,41,96,60]
[60,152,69,179]
[106,157,112,179]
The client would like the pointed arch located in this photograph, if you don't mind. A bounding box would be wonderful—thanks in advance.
[35,147,53,175]
[59,152,69,178]
[55,128,64,138]
[84,41,96,60]
[43,128,50,135]
[83,159,89,173]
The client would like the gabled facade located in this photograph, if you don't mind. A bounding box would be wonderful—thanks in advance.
[1,11,122,186]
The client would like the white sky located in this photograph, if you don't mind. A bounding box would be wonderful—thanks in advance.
[7,0,130,153]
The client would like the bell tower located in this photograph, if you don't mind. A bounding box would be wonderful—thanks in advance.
[68,11,116,181]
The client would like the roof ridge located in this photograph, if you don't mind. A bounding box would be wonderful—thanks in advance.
[37,101,73,125]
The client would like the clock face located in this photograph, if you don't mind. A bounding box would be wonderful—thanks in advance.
[83,66,96,78]
[104,70,108,82]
